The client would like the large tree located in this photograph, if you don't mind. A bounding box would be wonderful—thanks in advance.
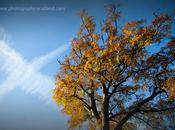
[53,5,175,130]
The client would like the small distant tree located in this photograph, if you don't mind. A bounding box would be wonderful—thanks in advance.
[53,5,175,130]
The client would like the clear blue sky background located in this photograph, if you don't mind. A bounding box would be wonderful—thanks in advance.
[0,0,174,130]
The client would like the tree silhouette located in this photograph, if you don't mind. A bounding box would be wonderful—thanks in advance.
[53,5,175,130]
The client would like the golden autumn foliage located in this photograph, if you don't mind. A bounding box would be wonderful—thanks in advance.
[53,5,175,130]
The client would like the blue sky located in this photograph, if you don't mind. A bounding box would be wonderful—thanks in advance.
[0,0,174,130]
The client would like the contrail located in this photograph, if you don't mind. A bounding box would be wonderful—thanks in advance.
[0,39,68,102]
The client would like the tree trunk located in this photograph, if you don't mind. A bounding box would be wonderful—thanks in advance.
[103,98,109,130]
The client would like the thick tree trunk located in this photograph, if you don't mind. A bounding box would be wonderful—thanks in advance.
[103,98,109,130]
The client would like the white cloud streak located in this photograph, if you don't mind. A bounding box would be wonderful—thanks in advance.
[31,44,68,70]
[0,39,68,102]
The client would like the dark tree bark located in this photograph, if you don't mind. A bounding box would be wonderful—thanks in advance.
[103,98,109,130]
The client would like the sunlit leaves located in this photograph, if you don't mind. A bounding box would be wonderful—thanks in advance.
[53,5,175,130]
[166,77,175,98]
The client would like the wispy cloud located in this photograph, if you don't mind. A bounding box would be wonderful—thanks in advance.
[31,45,68,70]
[0,37,68,102]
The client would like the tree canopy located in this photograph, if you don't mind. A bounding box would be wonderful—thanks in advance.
[53,5,175,130]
